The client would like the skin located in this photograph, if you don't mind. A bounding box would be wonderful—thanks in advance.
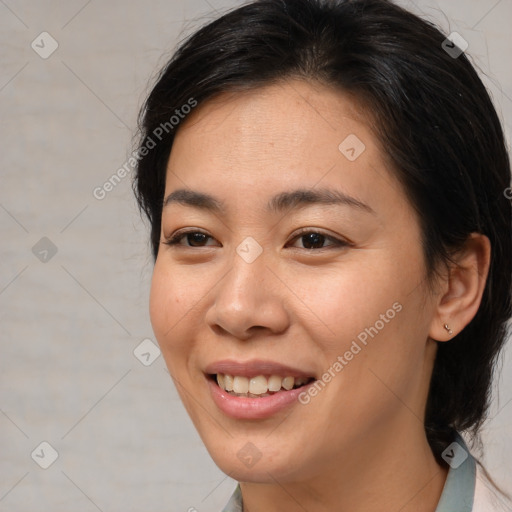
[149,79,490,512]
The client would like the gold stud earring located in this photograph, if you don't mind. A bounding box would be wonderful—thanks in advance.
[444,324,453,336]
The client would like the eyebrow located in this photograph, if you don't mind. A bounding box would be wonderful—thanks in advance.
[163,187,375,215]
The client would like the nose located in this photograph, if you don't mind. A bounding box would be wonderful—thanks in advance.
[204,249,290,341]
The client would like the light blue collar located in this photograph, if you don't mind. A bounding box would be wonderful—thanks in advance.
[435,432,476,512]
[221,433,475,512]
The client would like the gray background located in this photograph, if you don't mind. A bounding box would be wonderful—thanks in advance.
[1,1,511,511]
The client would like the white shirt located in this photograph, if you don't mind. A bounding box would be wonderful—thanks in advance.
[473,462,511,511]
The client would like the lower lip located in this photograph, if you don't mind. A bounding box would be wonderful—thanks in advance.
[207,376,315,420]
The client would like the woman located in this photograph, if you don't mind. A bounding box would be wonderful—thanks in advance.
[133,0,512,510]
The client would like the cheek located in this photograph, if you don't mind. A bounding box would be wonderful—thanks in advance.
[150,259,198,329]
[300,255,428,386]
[149,261,196,365]
[291,262,403,350]
[149,264,172,341]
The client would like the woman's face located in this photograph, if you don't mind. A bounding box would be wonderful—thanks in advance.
[150,80,440,482]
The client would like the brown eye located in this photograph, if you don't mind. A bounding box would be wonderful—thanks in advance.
[163,230,218,247]
[289,230,349,250]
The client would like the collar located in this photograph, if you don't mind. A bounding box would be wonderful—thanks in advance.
[221,433,476,512]
[435,432,476,511]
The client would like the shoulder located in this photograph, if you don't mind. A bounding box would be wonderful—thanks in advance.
[472,462,512,512]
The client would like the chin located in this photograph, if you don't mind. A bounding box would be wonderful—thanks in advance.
[205,440,305,483]
[214,459,288,484]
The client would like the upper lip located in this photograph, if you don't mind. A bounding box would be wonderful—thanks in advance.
[204,359,316,379]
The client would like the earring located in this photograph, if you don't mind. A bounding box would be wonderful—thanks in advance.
[444,324,453,336]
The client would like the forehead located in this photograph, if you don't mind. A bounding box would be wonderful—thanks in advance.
[173,79,370,152]
[165,79,403,214]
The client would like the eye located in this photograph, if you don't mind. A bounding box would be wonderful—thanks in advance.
[162,230,219,248]
[287,229,349,250]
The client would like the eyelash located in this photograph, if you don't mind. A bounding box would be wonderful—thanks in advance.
[162,228,350,251]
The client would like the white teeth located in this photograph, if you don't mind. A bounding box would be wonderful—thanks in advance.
[215,373,311,396]
[282,376,295,390]
[249,376,268,394]
[268,375,282,392]
[233,376,249,394]
[224,374,234,392]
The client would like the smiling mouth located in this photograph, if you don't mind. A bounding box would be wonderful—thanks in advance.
[209,373,315,398]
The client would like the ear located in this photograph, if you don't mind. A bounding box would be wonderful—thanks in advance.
[428,233,491,342]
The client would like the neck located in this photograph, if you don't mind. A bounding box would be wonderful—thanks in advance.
[239,422,449,512]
